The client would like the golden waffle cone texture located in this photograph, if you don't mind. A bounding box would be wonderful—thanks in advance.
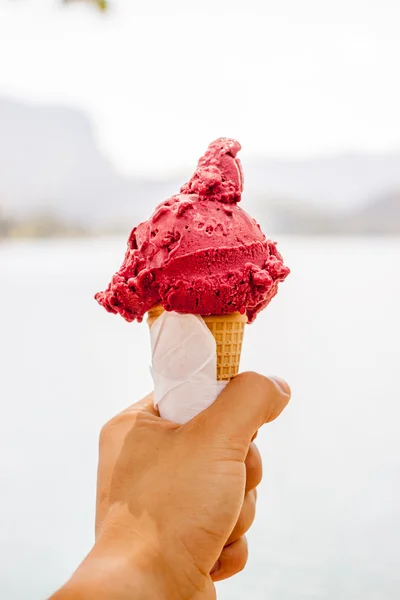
[147,307,246,381]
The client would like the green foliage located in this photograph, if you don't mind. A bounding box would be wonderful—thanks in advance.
[95,0,108,11]
[62,0,108,12]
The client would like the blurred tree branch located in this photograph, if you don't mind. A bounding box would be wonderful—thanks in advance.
[62,0,108,12]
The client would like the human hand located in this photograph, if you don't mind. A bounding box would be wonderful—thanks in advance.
[51,372,290,600]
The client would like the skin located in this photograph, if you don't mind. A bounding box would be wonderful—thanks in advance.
[50,372,290,600]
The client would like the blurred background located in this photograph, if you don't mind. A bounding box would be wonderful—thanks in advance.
[0,1,399,599]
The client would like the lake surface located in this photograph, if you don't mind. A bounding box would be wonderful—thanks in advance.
[0,236,399,600]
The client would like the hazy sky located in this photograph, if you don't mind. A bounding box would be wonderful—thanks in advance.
[0,0,399,176]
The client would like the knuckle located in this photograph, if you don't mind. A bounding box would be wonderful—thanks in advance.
[99,419,114,443]
[252,463,262,488]
[234,371,262,387]
[99,411,147,443]
[238,556,248,573]
[246,443,262,474]
[100,413,125,436]
[236,371,276,397]
[249,470,262,490]
[128,410,151,426]
[244,494,256,525]
[228,495,256,543]
[236,538,249,572]
[258,374,280,397]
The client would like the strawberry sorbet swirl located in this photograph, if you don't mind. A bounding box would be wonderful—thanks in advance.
[95,138,290,323]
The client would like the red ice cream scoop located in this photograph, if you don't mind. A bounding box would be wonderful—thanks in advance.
[95,138,290,323]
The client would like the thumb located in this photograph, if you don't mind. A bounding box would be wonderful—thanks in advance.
[189,372,290,455]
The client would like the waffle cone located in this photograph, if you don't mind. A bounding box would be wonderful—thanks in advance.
[147,306,247,381]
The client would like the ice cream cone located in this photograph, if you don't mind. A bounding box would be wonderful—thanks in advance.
[147,306,247,381]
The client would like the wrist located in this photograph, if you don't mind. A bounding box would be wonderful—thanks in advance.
[53,554,158,600]
[92,506,212,600]
[52,509,213,600]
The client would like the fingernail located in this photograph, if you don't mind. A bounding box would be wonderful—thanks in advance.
[270,376,291,397]
[210,560,220,575]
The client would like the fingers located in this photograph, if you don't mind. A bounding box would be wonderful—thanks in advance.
[245,443,262,493]
[191,372,290,457]
[224,443,261,545]
[227,489,256,544]
[210,536,248,582]
[222,444,261,545]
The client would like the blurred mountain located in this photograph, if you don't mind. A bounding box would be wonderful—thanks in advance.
[245,154,400,210]
[0,97,179,229]
[265,191,400,235]
[1,96,400,236]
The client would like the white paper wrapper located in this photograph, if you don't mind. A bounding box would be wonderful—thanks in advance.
[149,311,227,424]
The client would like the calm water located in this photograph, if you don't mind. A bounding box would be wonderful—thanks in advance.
[0,237,399,600]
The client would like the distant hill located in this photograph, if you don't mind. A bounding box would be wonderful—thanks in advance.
[245,154,400,210]
[1,96,400,235]
[0,96,178,228]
